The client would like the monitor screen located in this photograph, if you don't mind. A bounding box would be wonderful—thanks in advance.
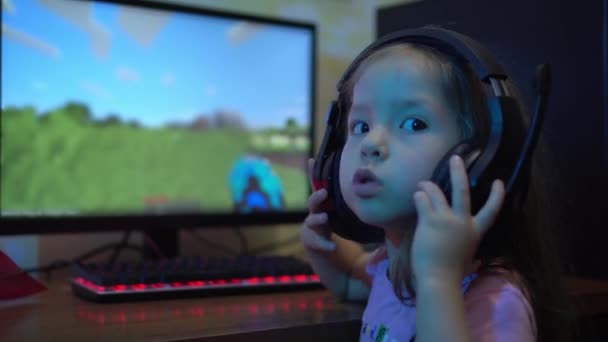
[1,0,315,233]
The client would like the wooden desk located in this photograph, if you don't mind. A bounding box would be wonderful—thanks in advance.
[0,272,365,342]
[1,273,607,342]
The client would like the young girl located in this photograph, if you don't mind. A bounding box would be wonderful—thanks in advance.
[301,36,574,341]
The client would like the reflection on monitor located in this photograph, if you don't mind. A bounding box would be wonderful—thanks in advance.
[1,0,314,222]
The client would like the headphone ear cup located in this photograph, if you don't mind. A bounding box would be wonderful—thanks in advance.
[329,147,352,232]
[430,140,483,206]
[316,151,337,213]
[331,148,345,214]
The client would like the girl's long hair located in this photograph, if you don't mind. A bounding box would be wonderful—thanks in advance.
[339,42,576,342]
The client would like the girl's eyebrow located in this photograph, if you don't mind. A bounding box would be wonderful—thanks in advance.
[392,99,431,110]
[394,99,445,121]
[351,99,435,114]
[350,103,372,115]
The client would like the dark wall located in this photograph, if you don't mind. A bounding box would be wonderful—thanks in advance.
[377,0,607,278]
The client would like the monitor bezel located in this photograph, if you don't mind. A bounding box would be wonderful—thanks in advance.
[0,0,316,235]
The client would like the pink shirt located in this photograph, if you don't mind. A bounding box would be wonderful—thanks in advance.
[360,259,537,342]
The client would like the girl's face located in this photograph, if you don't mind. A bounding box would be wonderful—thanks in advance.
[340,50,462,231]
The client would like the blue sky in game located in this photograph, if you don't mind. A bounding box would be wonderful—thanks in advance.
[2,0,313,129]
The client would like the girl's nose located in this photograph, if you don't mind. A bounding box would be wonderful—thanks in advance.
[360,137,388,161]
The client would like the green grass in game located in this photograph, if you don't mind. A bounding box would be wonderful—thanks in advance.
[1,104,309,215]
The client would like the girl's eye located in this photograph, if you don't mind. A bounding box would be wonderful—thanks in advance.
[400,118,428,132]
[350,121,369,135]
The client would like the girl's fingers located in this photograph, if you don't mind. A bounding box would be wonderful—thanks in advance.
[300,221,336,251]
[368,246,388,265]
[413,190,432,222]
[302,184,334,251]
[307,188,327,213]
[449,155,471,216]
[473,179,505,236]
[418,181,449,212]
[304,212,328,227]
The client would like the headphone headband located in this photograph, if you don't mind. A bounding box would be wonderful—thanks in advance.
[337,26,509,91]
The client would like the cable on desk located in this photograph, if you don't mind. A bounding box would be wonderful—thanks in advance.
[107,230,133,265]
[187,229,240,255]
[233,225,249,255]
[0,235,150,281]
[74,242,145,264]
[247,233,301,255]
[142,232,165,259]
[0,260,72,281]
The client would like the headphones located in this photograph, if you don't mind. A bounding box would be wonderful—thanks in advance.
[312,26,551,244]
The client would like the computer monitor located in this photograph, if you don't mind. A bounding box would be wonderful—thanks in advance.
[1,0,316,245]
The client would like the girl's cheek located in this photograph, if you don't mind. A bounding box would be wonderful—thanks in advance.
[342,139,357,155]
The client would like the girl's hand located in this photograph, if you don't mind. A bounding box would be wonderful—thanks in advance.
[411,155,506,283]
[368,245,388,265]
[300,158,336,252]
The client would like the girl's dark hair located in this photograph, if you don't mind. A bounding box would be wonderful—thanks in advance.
[340,43,577,342]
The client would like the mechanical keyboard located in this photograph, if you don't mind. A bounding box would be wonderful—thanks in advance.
[71,255,322,303]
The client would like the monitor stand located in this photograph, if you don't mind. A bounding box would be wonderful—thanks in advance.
[143,229,178,259]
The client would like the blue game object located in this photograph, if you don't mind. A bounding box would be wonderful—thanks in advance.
[229,156,285,212]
